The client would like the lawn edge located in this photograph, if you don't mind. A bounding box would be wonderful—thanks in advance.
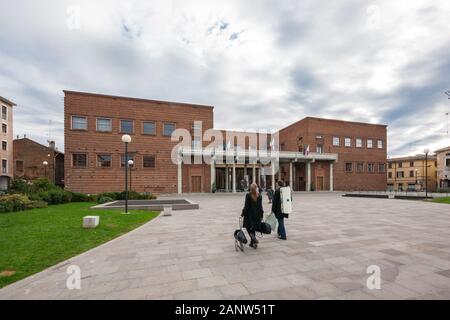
[0,210,163,293]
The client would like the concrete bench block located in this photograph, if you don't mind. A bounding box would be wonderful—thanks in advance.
[83,216,99,228]
[163,206,172,216]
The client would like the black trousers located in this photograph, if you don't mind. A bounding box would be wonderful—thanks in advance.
[246,228,257,243]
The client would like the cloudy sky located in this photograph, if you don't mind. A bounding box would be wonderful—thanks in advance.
[1,0,449,156]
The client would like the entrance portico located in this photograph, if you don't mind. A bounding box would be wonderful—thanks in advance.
[177,148,338,194]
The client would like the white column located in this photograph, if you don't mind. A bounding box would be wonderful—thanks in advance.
[210,158,215,192]
[232,162,236,193]
[306,161,311,191]
[329,162,334,191]
[225,165,229,192]
[289,161,293,188]
[177,157,182,195]
[271,164,275,190]
[252,163,256,184]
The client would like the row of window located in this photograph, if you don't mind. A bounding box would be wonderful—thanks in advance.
[333,136,384,149]
[388,161,437,169]
[344,162,385,173]
[389,171,416,179]
[71,116,176,136]
[72,153,156,169]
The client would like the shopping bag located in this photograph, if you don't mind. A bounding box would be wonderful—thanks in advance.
[265,212,278,231]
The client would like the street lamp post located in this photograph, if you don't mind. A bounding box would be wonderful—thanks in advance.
[43,161,48,179]
[128,159,134,192]
[415,169,418,190]
[122,135,132,214]
[424,149,430,198]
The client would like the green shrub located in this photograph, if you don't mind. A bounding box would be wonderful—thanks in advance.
[30,178,58,193]
[70,192,90,202]
[98,196,114,204]
[9,179,30,194]
[36,189,73,205]
[0,194,32,213]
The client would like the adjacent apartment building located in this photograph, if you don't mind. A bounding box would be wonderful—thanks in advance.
[64,90,387,194]
[0,96,15,190]
[387,155,437,192]
[13,137,65,187]
[435,146,450,190]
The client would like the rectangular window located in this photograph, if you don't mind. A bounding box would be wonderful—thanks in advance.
[16,160,24,172]
[332,136,340,146]
[367,139,373,148]
[397,171,404,178]
[2,124,6,133]
[379,164,385,173]
[378,140,383,149]
[356,162,364,173]
[2,141,6,151]
[2,159,7,174]
[446,158,450,167]
[2,106,6,120]
[356,138,363,148]
[409,170,414,178]
[398,162,403,168]
[345,162,353,172]
[388,163,393,169]
[143,121,156,135]
[121,154,134,167]
[316,144,323,153]
[120,120,134,134]
[97,154,112,168]
[368,163,375,172]
[163,123,176,136]
[72,154,87,168]
[344,138,351,147]
[388,172,392,179]
[409,161,414,167]
[143,155,156,168]
[71,116,87,130]
[96,118,112,132]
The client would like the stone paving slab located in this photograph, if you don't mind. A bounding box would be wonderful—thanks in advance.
[1,192,450,300]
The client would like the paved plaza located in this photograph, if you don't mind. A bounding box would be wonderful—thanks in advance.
[1,192,450,300]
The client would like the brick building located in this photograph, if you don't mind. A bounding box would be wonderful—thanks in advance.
[64,90,387,194]
[0,96,15,190]
[13,137,65,187]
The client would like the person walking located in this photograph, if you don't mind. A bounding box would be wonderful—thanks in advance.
[241,183,264,249]
[267,186,274,203]
[272,180,289,240]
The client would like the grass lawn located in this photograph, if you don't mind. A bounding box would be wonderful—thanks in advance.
[431,197,450,204]
[0,202,158,288]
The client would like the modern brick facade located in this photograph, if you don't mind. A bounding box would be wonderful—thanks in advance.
[13,137,65,187]
[279,117,387,191]
[64,91,213,194]
[64,91,388,194]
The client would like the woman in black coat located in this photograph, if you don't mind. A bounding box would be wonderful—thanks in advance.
[241,183,264,249]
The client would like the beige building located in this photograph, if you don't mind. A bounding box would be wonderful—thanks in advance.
[435,146,450,190]
[387,155,437,192]
[0,96,15,190]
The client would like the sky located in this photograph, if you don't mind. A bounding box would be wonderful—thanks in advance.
[0,0,449,157]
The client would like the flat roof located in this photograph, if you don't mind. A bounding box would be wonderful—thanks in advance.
[303,117,388,127]
[387,154,436,161]
[63,90,214,110]
[0,96,16,106]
